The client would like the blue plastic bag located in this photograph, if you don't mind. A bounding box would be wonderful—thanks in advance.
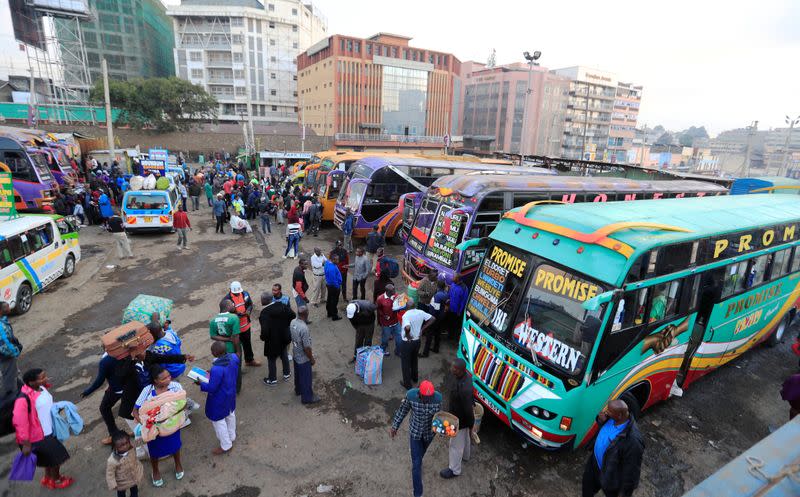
[363,347,384,386]
[9,452,37,481]
[355,346,370,377]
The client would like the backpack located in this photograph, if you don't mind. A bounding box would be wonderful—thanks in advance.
[380,257,400,278]
[0,381,29,436]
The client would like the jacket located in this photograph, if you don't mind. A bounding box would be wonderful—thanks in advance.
[352,255,370,281]
[448,283,469,315]
[365,231,385,253]
[324,260,342,288]
[51,401,83,442]
[173,210,191,229]
[11,384,43,445]
[259,301,296,358]
[117,351,187,420]
[106,450,143,491]
[213,199,227,216]
[200,353,239,421]
[342,213,354,235]
[596,417,645,495]
[348,300,376,328]
[82,353,123,396]
[446,374,474,429]
[376,293,399,327]
[0,315,20,358]
[188,183,202,197]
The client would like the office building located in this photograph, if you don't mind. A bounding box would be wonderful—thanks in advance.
[296,33,461,150]
[168,0,327,123]
[608,82,642,163]
[459,61,570,157]
[764,127,800,172]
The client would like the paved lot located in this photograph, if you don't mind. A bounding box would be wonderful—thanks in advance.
[0,204,796,497]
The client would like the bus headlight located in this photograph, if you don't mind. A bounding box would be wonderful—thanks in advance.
[525,405,557,420]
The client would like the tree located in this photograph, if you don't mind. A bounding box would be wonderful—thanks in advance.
[91,77,217,132]
[655,132,673,145]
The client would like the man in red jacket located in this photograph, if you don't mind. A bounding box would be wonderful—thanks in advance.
[173,206,192,250]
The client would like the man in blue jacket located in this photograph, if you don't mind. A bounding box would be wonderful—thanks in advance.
[324,254,343,321]
[198,341,240,455]
[81,351,122,445]
[446,274,469,340]
[342,207,354,253]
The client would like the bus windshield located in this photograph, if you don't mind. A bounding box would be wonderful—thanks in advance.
[466,242,606,379]
[28,152,54,183]
[126,194,168,210]
[423,203,467,269]
[344,182,366,212]
[327,173,344,200]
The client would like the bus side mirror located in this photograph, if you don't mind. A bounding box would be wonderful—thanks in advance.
[582,290,620,311]
[457,237,488,251]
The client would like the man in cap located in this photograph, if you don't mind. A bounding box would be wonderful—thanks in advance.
[346,300,377,364]
[222,282,261,367]
[399,299,435,389]
[210,299,242,393]
[213,192,228,233]
[390,380,442,497]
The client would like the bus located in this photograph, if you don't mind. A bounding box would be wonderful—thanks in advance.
[402,175,728,286]
[0,214,80,314]
[458,194,800,450]
[122,186,180,232]
[730,176,800,195]
[334,157,554,241]
[0,136,58,212]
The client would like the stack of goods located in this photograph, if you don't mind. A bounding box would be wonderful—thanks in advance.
[122,294,174,326]
[101,321,153,359]
[432,412,459,437]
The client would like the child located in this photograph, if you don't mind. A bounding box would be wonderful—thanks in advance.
[106,432,143,497]
[197,341,239,455]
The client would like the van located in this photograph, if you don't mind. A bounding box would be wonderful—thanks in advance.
[122,186,179,232]
[0,215,81,314]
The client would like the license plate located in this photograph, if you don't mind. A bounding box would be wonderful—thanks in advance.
[143,216,153,222]
[476,391,502,417]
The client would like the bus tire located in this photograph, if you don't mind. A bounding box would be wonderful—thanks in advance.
[63,254,76,278]
[767,314,791,347]
[619,391,642,421]
[390,229,403,245]
[15,282,32,315]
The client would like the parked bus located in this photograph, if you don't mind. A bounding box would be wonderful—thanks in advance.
[0,136,58,212]
[458,194,800,450]
[730,176,800,195]
[334,157,554,241]
[122,186,180,232]
[403,175,728,286]
[0,214,80,314]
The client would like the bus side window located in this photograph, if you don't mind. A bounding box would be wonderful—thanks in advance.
[769,248,792,280]
[7,236,25,261]
[747,254,770,288]
[0,241,11,268]
[512,194,549,208]
[649,280,684,323]
[595,291,650,376]
[791,247,800,273]
[27,230,43,252]
[722,262,749,297]
[1,151,34,182]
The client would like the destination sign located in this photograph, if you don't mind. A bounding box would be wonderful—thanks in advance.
[532,265,600,303]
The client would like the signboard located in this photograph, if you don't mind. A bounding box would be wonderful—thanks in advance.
[426,211,463,267]
[258,151,312,160]
[140,159,166,177]
[0,172,16,218]
[466,245,527,331]
[148,148,168,163]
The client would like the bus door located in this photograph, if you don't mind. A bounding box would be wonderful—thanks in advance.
[676,268,724,387]
[401,192,421,240]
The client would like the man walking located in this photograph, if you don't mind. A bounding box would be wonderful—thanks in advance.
[0,302,20,404]
[291,306,320,404]
[342,207,354,253]
[213,193,227,233]
[351,247,370,301]
[259,287,295,385]
[210,300,242,392]
[108,210,134,259]
[81,351,123,445]
[292,256,311,311]
[390,380,442,497]
[309,248,327,306]
[309,198,322,236]
[198,341,239,455]
[440,358,474,479]
[446,274,469,340]
[346,300,376,363]
[324,254,342,320]
[582,399,645,497]
[188,181,202,211]
[365,225,385,270]
[420,279,448,358]
[173,206,191,250]
[416,272,438,314]
[399,299,435,389]
[376,284,401,357]
[331,240,349,301]
[223,282,261,367]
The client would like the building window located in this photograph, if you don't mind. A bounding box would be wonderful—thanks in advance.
[272,105,278,111]
[234,69,244,79]
[294,106,299,113]
[270,89,277,96]
[189,51,202,62]
[235,87,245,96]
[233,52,243,62]
[366,43,372,55]
[268,3,274,11]
[292,8,297,15]
[271,73,276,79]
[293,41,298,49]
[354,41,360,53]
[293,75,297,81]
[191,69,203,78]
[292,25,298,32]
[270,39,276,46]
[270,56,277,62]
[269,21,275,28]
[230,17,243,27]
[293,91,297,97]
[232,35,243,44]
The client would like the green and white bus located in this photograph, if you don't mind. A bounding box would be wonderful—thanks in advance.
[458,194,800,449]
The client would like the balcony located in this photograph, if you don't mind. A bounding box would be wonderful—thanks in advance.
[207,77,234,85]
[334,133,447,147]
[206,59,233,68]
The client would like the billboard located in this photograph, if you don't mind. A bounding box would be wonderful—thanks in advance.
[140,159,166,177]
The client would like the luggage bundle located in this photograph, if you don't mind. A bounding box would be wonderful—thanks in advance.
[355,346,383,385]
[122,294,173,326]
[101,321,153,359]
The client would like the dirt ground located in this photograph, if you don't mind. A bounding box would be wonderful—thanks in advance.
[0,204,796,497]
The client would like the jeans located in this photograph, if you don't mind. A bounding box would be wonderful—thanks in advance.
[215,215,225,233]
[326,285,340,318]
[344,233,353,253]
[181,197,187,211]
[99,389,122,436]
[117,486,139,497]
[352,278,366,300]
[381,323,401,355]
[211,411,236,451]
[339,269,348,300]
[176,228,188,248]
[240,330,255,363]
[410,437,433,497]
[353,323,374,358]
[294,360,314,403]
[191,196,199,210]
[285,234,299,257]
[400,339,420,387]
[207,196,213,207]
[260,214,271,234]
[267,350,290,381]
[582,455,620,497]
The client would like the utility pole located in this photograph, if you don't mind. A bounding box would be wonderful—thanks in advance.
[519,51,541,164]
[639,124,647,168]
[582,81,590,161]
[101,58,115,164]
[780,115,800,177]
[742,120,758,178]
[301,97,305,152]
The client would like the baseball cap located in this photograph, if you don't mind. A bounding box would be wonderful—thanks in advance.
[230,281,243,293]
[346,303,357,319]
[419,380,434,396]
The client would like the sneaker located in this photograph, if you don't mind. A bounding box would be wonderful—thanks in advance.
[282,255,287,259]
[440,468,458,479]
[263,378,278,386]
[302,395,321,405]
[283,372,291,380]
[52,476,75,489]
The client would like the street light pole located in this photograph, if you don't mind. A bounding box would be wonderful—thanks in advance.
[519,51,541,164]
[780,115,799,177]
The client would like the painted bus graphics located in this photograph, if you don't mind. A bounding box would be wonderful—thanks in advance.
[333,157,555,241]
[402,175,727,287]
[730,176,800,195]
[0,136,58,212]
[458,194,800,450]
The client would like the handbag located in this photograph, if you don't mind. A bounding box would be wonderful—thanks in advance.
[9,452,37,481]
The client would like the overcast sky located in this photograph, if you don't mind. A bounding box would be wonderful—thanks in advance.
[310,0,798,136]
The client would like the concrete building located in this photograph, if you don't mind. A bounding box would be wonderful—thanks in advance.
[609,82,642,163]
[168,0,327,124]
[764,127,800,172]
[459,61,569,157]
[296,33,461,150]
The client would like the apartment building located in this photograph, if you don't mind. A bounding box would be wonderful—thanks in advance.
[608,82,642,163]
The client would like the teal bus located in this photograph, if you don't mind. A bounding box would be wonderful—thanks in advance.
[458,194,800,449]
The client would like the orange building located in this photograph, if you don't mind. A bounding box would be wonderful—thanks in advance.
[296,33,461,151]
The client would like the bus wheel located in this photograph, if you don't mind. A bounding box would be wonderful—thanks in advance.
[63,254,76,278]
[390,229,403,245]
[767,314,791,347]
[619,391,642,421]
[15,283,32,315]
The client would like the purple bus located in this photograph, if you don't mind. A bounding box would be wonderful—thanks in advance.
[0,136,58,212]
[334,156,554,242]
[402,174,728,287]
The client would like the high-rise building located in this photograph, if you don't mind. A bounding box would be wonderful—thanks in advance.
[764,127,800,172]
[296,33,461,150]
[60,0,175,83]
[608,82,642,163]
[459,61,569,157]
[168,0,327,124]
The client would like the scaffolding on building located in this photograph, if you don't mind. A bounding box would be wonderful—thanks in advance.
[23,0,95,125]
